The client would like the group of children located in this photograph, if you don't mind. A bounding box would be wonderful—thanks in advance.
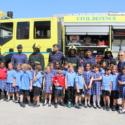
[0,61,125,114]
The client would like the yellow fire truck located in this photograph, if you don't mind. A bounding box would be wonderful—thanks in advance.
[0,12,125,65]
[0,12,59,65]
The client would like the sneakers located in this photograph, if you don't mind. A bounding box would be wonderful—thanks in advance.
[118,106,123,112]
[54,103,58,108]
[75,104,81,109]
[106,106,110,111]
[6,98,10,102]
[20,102,25,108]
[119,109,125,114]
[112,106,116,111]
[60,102,65,106]
[43,102,47,106]
[67,101,72,108]
[34,104,40,107]
[79,103,83,107]
[97,104,101,109]
[88,103,91,108]
[28,102,33,107]
[93,104,97,109]
[103,106,106,110]
[48,103,51,107]
[84,102,87,108]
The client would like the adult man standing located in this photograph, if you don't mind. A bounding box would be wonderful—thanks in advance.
[118,50,125,72]
[29,43,45,70]
[11,44,27,67]
[49,44,64,66]
[4,48,14,67]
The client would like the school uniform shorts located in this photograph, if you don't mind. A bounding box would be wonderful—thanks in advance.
[119,86,125,99]
[54,87,63,97]
[111,90,119,99]
[19,90,30,96]
[33,86,41,96]
[102,90,111,96]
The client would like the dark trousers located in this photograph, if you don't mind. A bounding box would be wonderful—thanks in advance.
[66,87,74,103]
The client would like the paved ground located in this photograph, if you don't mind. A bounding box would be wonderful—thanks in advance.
[0,100,125,125]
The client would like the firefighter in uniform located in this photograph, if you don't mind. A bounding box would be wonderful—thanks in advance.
[4,48,14,67]
[65,46,80,70]
[29,43,45,70]
[0,49,5,63]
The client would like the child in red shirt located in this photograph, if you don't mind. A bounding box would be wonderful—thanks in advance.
[0,62,7,99]
[52,68,65,108]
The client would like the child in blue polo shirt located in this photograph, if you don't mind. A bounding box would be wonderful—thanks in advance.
[14,64,22,102]
[83,63,93,108]
[33,64,43,107]
[19,64,33,108]
[111,65,119,111]
[102,67,113,111]
[65,63,76,108]
[118,66,125,114]
[6,63,16,101]
[75,66,85,109]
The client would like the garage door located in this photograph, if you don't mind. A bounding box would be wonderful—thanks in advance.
[65,26,109,35]
[113,26,125,29]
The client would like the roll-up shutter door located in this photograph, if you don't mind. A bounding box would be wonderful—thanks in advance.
[65,26,109,35]
[113,26,125,29]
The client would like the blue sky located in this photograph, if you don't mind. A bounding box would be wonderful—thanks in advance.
[0,0,125,18]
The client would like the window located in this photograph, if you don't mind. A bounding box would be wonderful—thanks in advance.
[17,22,29,39]
[0,22,13,45]
[34,21,51,39]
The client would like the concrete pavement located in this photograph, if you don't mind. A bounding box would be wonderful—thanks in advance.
[0,100,124,125]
